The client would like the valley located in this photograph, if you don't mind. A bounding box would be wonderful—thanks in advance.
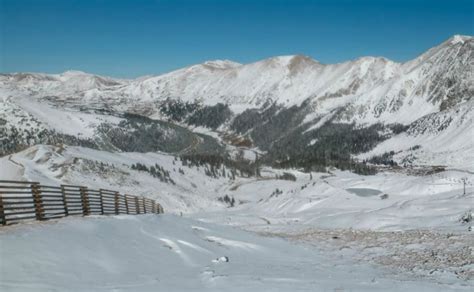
[0,35,473,291]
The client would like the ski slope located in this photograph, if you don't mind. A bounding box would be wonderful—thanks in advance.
[0,215,465,292]
[1,144,472,229]
[0,144,472,291]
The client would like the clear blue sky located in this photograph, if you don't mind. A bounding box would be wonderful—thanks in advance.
[1,0,473,78]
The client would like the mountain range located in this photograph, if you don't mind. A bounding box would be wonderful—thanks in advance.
[1,35,473,170]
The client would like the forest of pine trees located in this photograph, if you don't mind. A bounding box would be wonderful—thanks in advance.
[131,163,176,185]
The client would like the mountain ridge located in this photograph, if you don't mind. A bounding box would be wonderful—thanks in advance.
[1,34,472,169]
[2,35,470,76]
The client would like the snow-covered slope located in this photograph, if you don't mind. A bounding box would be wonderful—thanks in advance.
[0,70,125,96]
[1,144,472,288]
[359,99,474,170]
[111,34,473,123]
[1,35,472,169]
[2,214,463,292]
[2,35,471,122]
[2,144,472,231]
[0,144,236,213]
[1,35,473,291]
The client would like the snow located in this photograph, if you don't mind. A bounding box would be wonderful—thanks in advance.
[0,144,473,290]
[0,145,235,213]
[1,34,473,290]
[0,215,465,291]
[359,100,474,169]
[308,138,318,146]
[304,109,336,132]
[2,35,473,167]
[451,35,467,45]
[13,96,123,138]
[2,144,473,232]
[198,169,474,232]
[202,60,242,69]
[3,35,471,124]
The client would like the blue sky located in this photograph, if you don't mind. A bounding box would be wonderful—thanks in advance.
[1,0,473,78]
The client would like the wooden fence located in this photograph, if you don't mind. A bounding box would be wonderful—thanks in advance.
[0,180,164,226]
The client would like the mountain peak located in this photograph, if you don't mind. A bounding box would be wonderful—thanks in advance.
[447,34,472,45]
[61,70,90,76]
[202,60,242,69]
[264,55,318,65]
[354,56,391,63]
[253,55,321,74]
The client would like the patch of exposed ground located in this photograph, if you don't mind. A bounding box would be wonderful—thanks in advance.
[257,228,474,283]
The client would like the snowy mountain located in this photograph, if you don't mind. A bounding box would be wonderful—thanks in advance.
[1,35,474,290]
[2,35,471,117]
[1,35,472,169]
[1,142,473,288]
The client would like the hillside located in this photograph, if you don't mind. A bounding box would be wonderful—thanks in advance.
[1,35,472,170]
[4,214,468,292]
[1,35,473,291]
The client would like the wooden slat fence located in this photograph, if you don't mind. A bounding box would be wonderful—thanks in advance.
[0,180,164,226]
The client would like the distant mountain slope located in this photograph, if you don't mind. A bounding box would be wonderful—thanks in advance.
[1,35,472,169]
[359,99,474,170]
[2,35,471,121]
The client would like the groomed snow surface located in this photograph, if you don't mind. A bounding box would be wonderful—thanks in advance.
[1,215,468,292]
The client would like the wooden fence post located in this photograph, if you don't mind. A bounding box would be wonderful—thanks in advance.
[60,185,69,217]
[31,183,45,221]
[99,189,104,215]
[152,201,156,214]
[142,197,147,214]
[135,196,140,214]
[124,195,129,214]
[114,192,119,215]
[80,186,90,216]
[0,194,6,225]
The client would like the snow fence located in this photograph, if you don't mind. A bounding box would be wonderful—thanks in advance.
[0,180,164,225]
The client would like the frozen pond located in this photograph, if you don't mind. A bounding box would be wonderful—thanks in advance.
[346,187,382,197]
